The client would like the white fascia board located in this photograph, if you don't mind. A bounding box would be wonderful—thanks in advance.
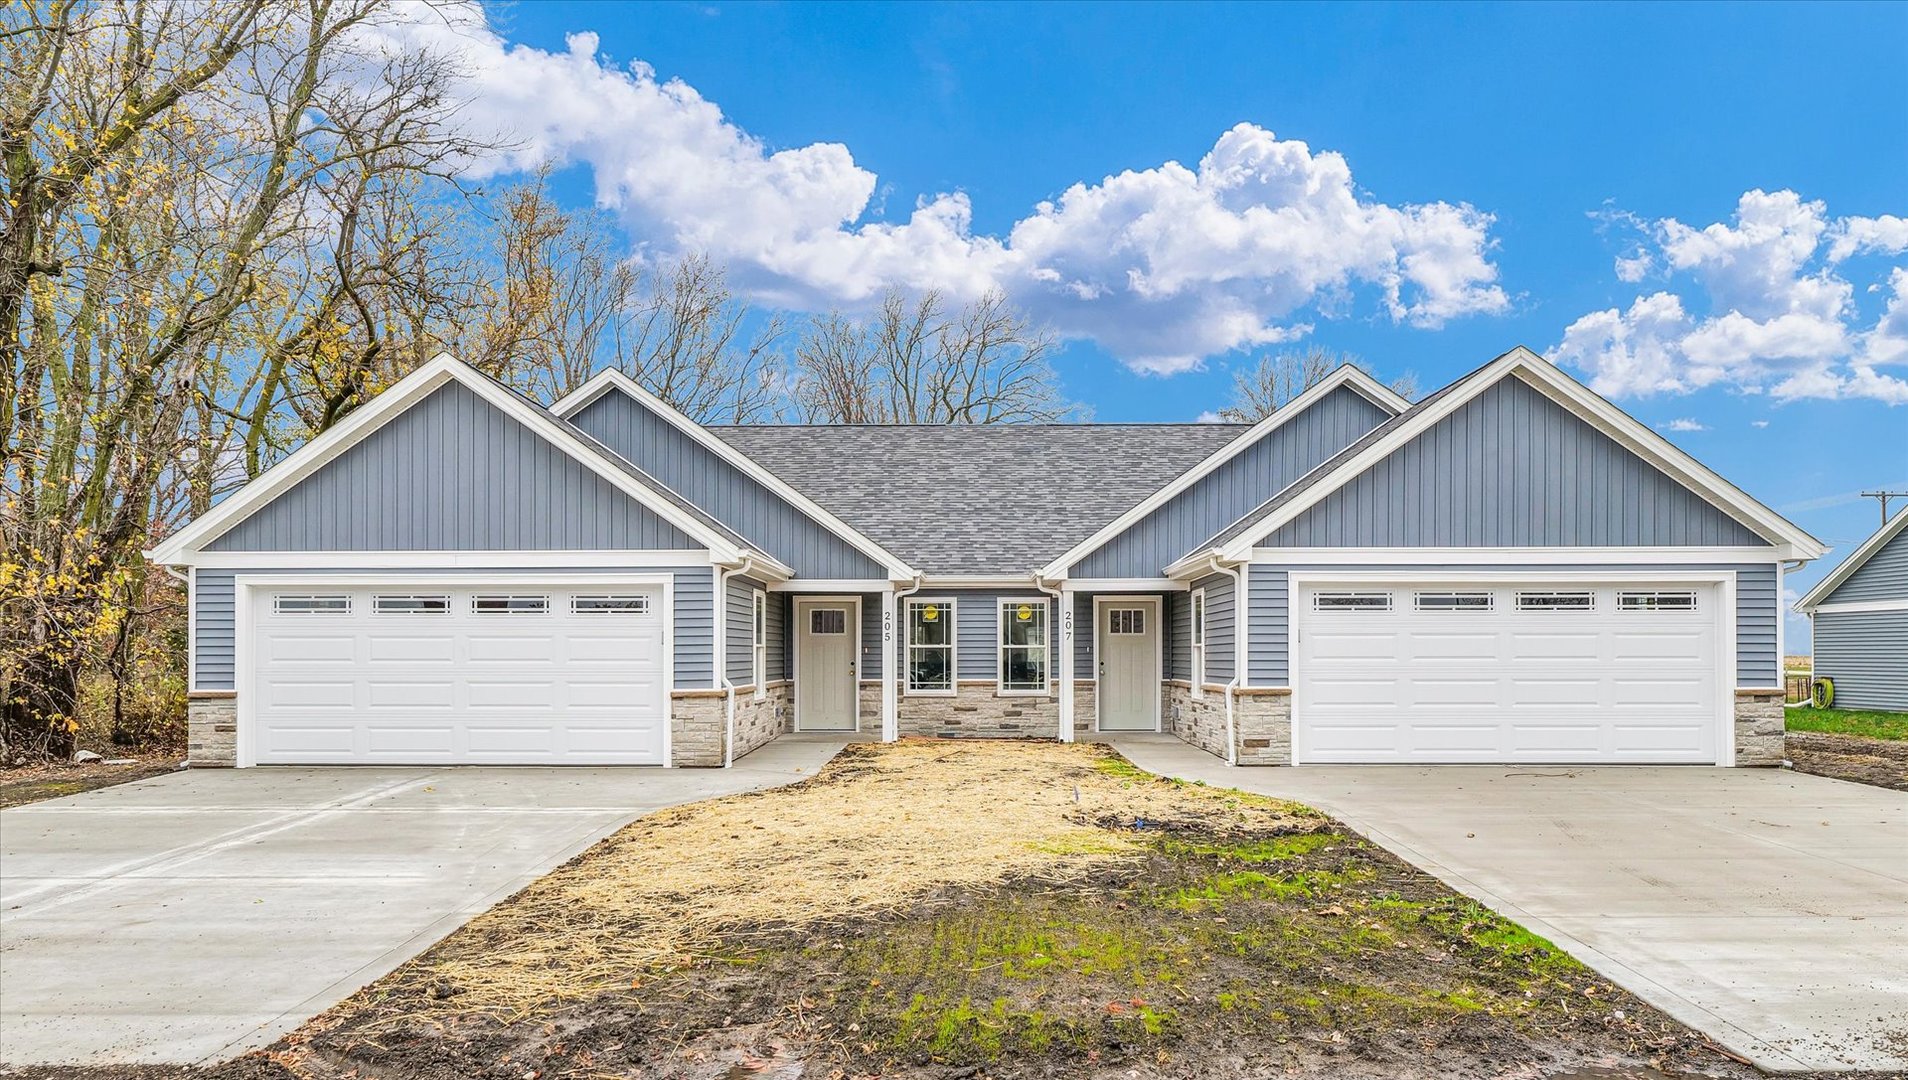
[147,356,747,567]
[1037,365,1407,581]
[769,578,896,593]
[188,550,732,569]
[1214,347,1825,562]
[1795,507,1907,612]
[1809,597,1908,615]
[552,368,918,580]
[1066,577,1193,591]
[918,574,1040,589]
[1245,546,1794,566]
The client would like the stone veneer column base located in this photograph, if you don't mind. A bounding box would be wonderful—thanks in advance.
[670,691,727,767]
[1733,689,1785,766]
[187,693,238,767]
[1161,683,1292,766]
[895,681,1061,739]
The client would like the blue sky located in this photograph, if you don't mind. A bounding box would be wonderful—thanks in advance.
[431,2,1906,644]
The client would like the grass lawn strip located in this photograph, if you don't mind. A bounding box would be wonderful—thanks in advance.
[218,739,1762,1080]
[1785,706,1908,742]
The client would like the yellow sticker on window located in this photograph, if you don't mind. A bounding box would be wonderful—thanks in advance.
[921,604,940,622]
[1016,604,1034,621]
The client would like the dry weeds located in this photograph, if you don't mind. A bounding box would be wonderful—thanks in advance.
[403,738,1316,1018]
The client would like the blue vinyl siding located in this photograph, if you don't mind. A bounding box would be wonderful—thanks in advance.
[570,391,887,578]
[1191,573,1235,683]
[726,576,773,687]
[192,565,714,691]
[209,382,698,552]
[1245,563,1781,686]
[1072,386,1390,577]
[1812,610,1908,711]
[1822,522,1908,604]
[1260,376,1765,548]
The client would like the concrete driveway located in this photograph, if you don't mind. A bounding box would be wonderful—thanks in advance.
[1111,735,1908,1074]
[0,736,848,1066]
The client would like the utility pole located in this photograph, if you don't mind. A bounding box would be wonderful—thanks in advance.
[1860,490,1908,526]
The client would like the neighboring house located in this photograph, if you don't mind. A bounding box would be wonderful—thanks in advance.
[147,346,1824,769]
[1794,508,1908,712]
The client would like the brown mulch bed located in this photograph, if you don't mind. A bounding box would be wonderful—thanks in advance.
[8,740,1900,1080]
[0,752,180,809]
[1786,730,1908,791]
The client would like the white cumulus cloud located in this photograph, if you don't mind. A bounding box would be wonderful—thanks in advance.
[1658,417,1708,432]
[365,3,1509,373]
[1553,190,1908,405]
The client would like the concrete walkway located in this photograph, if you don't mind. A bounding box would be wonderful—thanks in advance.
[1106,734,1908,1074]
[0,736,848,1066]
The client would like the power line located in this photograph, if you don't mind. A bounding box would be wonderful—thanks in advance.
[1859,491,1908,526]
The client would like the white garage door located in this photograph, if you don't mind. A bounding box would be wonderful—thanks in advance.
[1294,580,1723,764]
[247,582,667,765]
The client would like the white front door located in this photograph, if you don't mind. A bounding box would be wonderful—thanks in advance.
[247,582,667,765]
[796,599,858,731]
[1097,598,1160,731]
[1294,579,1724,764]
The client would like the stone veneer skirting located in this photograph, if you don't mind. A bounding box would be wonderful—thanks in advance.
[1733,689,1785,766]
[187,692,238,767]
[672,683,794,767]
[1162,682,1292,765]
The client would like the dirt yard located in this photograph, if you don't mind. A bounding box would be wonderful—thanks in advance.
[0,753,179,809]
[10,740,1868,1080]
[1786,730,1908,791]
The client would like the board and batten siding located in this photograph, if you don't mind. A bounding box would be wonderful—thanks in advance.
[209,382,699,552]
[893,592,1059,684]
[1245,563,1781,687]
[569,391,887,579]
[192,565,715,691]
[1820,523,1908,604]
[1259,375,1766,549]
[1072,386,1391,577]
[1812,610,1908,711]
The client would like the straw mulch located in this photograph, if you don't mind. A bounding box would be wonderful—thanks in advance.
[392,738,1315,1019]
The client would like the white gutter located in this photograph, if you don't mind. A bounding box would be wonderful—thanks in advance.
[1205,554,1245,767]
[715,554,762,767]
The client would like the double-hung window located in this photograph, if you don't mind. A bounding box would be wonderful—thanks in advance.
[907,599,955,694]
[1190,588,1207,696]
[751,589,768,699]
[999,599,1048,694]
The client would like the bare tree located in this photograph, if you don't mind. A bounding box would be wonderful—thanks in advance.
[793,288,1079,424]
[1217,345,1419,423]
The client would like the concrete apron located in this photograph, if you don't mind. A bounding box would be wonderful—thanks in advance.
[0,736,850,1067]
[1103,733,1908,1075]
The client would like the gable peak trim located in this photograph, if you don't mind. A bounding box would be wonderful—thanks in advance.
[1795,506,1907,613]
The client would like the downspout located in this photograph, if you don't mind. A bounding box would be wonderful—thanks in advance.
[891,575,925,742]
[716,554,760,768]
[1034,576,1068,742]
[1205,553,1245,767]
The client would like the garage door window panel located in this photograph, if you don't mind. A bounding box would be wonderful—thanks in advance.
[1516,591,1595,612]
[1618,591,1698,612]
[273,595,351,615]
[374,595,449,615]
[573,595,650,615]
[473,595,549,615]
[1414,591,1493,612]
[1314,592,1392,612]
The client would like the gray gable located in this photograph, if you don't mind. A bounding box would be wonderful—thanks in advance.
[569,391,888,578]
[1257,372,1767,548]
[1821,514,1908,604]
[1071,385,1391,577]
[208,381,703,552]
[712,424,1248,574]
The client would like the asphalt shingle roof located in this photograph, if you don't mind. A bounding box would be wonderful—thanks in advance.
[711,424,1250,574]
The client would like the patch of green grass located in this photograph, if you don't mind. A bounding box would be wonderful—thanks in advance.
[1787,706,1908,741]
[1158,831,1344,863]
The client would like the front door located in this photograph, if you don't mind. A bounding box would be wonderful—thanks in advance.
[1097,598,1160,731]
[795,599,858,731]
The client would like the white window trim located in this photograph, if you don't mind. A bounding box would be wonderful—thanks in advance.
[997,597,1051,696]
[904,597,958,697]
[1190,588,1207,697]
[751,587,768,699]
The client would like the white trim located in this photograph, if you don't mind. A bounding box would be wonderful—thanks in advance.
[792,595,862,732]
[996,597,1053,697]
[1062,577,1191,592]
[186,566,200,693]
[1795,507,1907,612]
[1243,546,1795,567]
[232,572,675,769]
[1189,586,1207,698]
[920,574,1040,589]
[1039,366,1408,581]
[1057,581,1077,741]
[770,578,893,593]
[751,587,768,700]
[903,596,959,697]
[1285,569,1736,767]
[1809,597,1908,615]
[1194,348,1824,568]
[181,550,723,569]
[148,356,762,568]
[1091,595,1163,732]
[880,588,898,741]
[552,368,917,580]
